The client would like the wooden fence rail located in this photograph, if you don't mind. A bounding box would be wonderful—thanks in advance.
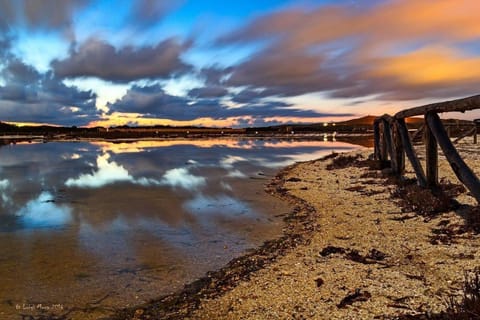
[374,94,480,203]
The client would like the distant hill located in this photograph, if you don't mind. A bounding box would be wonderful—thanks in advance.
[336,115,424,126]
[335,115,377,126]
[247,114,475,134]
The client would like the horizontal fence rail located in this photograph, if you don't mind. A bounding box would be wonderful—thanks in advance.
[374,94,480,203]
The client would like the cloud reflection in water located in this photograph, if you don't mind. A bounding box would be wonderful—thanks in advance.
[16,192,72,228]
[65,153,205,190]
[66,153,143,188]
[0,179,11,205]
[161,167,206,189]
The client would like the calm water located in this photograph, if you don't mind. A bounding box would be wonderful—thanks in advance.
[0,138,362,319]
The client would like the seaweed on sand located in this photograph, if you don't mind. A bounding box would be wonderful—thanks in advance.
[390,178,465,216]
[393,268,480,320]
[326,153,363,170]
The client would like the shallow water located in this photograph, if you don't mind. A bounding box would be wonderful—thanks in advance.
[0,138,361,319]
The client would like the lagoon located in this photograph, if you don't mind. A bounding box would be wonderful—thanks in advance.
[0,138,361,319]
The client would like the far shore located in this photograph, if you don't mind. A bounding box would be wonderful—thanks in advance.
[0,132,374,149]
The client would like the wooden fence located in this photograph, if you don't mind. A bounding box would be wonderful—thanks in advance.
[373,94,480,203]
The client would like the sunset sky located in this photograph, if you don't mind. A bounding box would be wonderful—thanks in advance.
[0,0,479,127]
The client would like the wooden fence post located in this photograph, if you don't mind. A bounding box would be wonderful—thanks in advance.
[382,118,395,169]
[396,118,427,187]
[391,120,405,175]
[474,126,477,144]
[379,121,388,161]
[373,120,381,160]
[426,113,480,202]
[425,113,438,188]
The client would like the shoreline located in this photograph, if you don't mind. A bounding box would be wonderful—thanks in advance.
[188,141,479,319]
[2,136,362,320]
[107,160,322,320]
[33,139,480,319]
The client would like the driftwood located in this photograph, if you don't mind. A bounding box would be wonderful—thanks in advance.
[374,95,480,203]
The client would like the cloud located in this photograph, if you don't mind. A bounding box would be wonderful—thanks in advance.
[220,1,480,47]
[108,84,189,116]
[226,44,347,97]
[198,66,233,86]
[52,37,192,82]
[109,84,348,121]
[218,0,480,101]
[0,57,98,125]
[353,46,480,100]
[0,0,88,31]
[188,86,229,98]
[130,0,183,28]
[231,88,278,104]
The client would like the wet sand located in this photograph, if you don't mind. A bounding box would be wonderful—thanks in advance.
[111,138,480,319]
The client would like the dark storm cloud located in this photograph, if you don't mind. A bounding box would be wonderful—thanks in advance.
[108,84,188,116]
[198,66,233,86]
[109,84,351,121]
[217,1,480,101]
[2,59,40,83]
[231,88,275,104]
[0,57,98,125]
[188,86,229,99]
[52,38,192,82]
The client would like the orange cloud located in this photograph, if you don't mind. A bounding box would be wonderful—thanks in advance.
[369,46,480,86]
[225,0,480,103]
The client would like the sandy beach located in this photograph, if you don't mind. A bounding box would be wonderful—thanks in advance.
[110,137,480,320]
[186,139,479,319]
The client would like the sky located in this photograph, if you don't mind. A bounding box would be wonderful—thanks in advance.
[0,0,480,128]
